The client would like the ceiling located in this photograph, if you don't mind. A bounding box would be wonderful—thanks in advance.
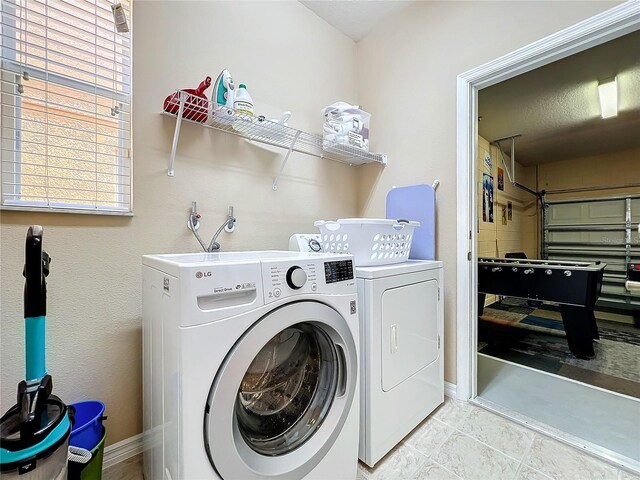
[478,30,640,166]
[300,1,413,42]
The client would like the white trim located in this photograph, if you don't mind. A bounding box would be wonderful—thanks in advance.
[456,1,640,401]
[103,432,145,470]
[0,204,134,216]
[444,381,457,399]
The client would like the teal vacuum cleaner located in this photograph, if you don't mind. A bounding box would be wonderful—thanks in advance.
[0,226,71,479]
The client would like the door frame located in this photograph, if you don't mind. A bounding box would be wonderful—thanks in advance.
[455,1,640,401]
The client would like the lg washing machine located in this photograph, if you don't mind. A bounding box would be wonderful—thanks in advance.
[142,251,359,479]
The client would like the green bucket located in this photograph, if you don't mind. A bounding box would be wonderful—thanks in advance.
[67,428,106,480]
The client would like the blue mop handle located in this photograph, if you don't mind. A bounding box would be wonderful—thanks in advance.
[25,315,47,382]
[24,225,48,384]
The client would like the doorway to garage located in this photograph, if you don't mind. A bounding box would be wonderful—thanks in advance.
[456,2,640,473]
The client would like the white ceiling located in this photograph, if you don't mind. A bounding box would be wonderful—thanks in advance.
[300,0,413,42]
[478,31,640,166]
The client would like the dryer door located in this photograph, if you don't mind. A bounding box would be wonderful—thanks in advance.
[381,279,439,391]
[204,301,357,480]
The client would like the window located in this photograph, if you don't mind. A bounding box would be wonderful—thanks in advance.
[1,0,131,214]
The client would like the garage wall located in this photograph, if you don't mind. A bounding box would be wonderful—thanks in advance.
[477,135,538,261]
[0,1,359,445]
[538,147,640,201]
[355,0,619,384]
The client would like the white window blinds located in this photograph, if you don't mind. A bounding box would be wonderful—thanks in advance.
[1,0,131,213]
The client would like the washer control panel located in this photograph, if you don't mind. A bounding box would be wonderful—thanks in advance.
[286,266,308,289]
[324,260,354,284]
[262,256,355,302]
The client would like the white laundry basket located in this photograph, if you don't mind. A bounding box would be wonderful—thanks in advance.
[314,218,420,266]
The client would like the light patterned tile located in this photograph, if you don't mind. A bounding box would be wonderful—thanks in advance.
[357,465,370,480]
[102,454,144,480]
[362,443,428,480]
[460,407,534,460]
[405,417,455,458]
[517,465,553,480]
[432,430,519,480]
[412,459,462,480]
[524,435,620,480]
[618,469,640,480]
[432,398,474,428]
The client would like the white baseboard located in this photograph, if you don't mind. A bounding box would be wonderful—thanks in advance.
[103,432,145,469]
[445,381,457,399]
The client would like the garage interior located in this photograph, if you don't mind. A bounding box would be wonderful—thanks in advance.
[473,29,640,465]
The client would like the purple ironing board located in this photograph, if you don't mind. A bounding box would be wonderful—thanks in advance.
[386,184,435,260]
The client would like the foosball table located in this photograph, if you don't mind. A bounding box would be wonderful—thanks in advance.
[478,257,606,358]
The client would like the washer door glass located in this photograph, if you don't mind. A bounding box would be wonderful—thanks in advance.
[235,322,337,456]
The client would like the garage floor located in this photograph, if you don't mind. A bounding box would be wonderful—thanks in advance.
[478,299,640,398]
[478,354,640,470]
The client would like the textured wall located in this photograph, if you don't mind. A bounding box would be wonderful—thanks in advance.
[0,1,360,445]
[355,0,619,384]
[477,136,538,306]
[477,135,538,261]
[538,147,640,200]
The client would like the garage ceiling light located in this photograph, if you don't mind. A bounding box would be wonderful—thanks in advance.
[597,77,618,119]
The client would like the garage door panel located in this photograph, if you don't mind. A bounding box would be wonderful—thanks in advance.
[547,231,626,243]
[545,196,638,309]
[547,201,626,225]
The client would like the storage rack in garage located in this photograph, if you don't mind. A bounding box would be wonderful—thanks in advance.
[542,194,640,311]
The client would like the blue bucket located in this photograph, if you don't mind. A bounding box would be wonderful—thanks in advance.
[69,401,106,451]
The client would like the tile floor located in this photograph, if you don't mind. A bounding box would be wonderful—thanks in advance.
[358,399,638,480]
[102,398,639,480]
[103,454,144,480]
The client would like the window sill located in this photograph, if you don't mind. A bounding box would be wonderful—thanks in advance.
[1,204,134,217]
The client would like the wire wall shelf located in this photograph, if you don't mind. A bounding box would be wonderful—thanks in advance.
[163,91,387,189]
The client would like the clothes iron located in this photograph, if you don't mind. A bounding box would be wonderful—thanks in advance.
[213,69,235,108]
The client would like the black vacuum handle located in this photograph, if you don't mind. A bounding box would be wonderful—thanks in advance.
[23,225,49,318]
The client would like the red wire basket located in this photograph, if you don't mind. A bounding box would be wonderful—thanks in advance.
[163,76,211,123]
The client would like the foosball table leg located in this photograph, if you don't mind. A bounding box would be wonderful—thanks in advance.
[559,305,598,359]
[478,293,486,316]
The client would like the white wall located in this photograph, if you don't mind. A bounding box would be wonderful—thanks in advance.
[0,1,360,445]
[355,0,618,383]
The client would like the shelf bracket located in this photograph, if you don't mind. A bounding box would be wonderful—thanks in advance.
[492,134,540,199]
[168,91,186,177]
[492,134,521,185]
[272,130,301,191]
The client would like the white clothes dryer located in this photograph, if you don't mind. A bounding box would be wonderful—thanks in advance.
[142,251,360,480]
[356,260,444,467]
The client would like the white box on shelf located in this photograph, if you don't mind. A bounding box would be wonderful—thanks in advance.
[322,103,371,152]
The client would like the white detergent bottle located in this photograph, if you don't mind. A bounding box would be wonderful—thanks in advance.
[233,84,254,115]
